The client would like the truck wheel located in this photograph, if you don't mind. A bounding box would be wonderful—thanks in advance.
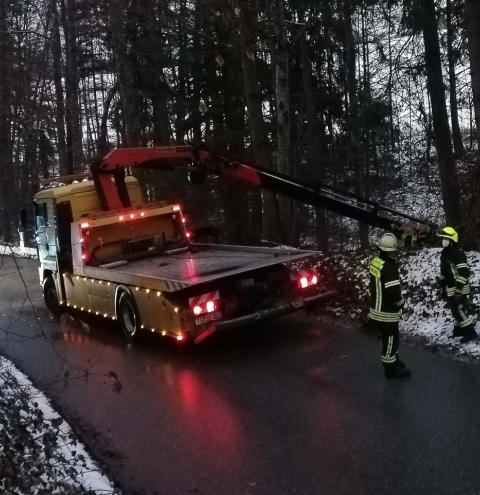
[117,292,140,341]
[43,276,62,316]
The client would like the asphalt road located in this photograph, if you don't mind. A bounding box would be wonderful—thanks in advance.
[1,255,480,495]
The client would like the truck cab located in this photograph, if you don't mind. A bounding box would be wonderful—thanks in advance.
[34,177,145,311]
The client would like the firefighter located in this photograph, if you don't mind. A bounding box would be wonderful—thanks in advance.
[368,232,411,378]
[438,227,477,343]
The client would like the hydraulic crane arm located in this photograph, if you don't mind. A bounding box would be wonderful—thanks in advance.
[91,144,436,241]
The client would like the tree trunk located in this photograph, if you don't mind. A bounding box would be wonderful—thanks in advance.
[465,0,480,150]
[238,0,275,242]
[0,0,11,239]
[107,0,141,146]
[446,0,465,157]
[420,0,462,227]
[50,0,68,175]
[272,0,294,244]
[298,3,328,250]
[98,83,118,154]
[344,0,369,247]
[60,0,83,171]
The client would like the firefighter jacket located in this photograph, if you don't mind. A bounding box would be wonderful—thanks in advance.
[368,253,404,323]
[440,244,471,297]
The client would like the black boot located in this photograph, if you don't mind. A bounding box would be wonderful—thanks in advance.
[383,361,411,379]
[396,354,406,368]
[460,329,478,344]
[450,326,464,338]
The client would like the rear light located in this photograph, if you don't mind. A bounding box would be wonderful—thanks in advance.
[176,334,184,342]
[189,291,221,317]
[206,301,215,313]
[296,269,319,289]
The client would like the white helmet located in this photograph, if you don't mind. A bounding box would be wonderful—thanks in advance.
[378,232,398,252]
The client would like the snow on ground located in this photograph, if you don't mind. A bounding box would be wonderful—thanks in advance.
[401,248,480,358]
[0,356,119,494]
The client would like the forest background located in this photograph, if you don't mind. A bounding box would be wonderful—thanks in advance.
[1,0,480,250]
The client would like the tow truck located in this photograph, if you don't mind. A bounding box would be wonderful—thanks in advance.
[32,145,435,343]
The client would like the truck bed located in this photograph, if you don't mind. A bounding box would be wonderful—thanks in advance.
[82,243,317,292]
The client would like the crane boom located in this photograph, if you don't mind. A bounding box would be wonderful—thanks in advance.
[91,144,437,242]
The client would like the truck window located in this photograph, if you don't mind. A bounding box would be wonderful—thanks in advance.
[34,202,48,230]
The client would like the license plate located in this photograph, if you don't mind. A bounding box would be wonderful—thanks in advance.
[194,312,220,326]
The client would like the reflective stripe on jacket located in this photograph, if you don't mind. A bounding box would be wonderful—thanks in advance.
[440,245,471,297]
[368,254,403,323]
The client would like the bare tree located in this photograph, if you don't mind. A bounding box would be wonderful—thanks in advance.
[446,0,465,157]
[420,0,462,227]
[465,0,480,151]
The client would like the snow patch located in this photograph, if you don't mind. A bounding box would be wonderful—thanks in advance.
[0,356,119,494]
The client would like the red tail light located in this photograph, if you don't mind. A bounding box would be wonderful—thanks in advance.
[189,291,221,318]
[206,300,216,313]
[296,269,319,289]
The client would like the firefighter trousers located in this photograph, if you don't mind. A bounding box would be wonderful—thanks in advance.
[369,319,399,364]
[446,296,475,334]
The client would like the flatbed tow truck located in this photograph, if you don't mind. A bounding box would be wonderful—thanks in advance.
[32,145,435,343]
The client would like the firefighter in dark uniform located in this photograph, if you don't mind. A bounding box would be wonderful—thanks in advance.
[368,232,411,378]
[438,226,477,343]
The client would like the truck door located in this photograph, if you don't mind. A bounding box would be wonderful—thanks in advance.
[56,201,73,272]
[34,201,49,261]
[35,199,58,264]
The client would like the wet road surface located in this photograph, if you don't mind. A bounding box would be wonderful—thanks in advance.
[1,255,480,495]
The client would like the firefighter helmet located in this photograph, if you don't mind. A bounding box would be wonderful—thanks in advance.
[437,226,458,243]
[378,232,398,252]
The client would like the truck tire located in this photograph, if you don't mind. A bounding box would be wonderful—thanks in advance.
[117,291,140,341]
[43,275,62,316]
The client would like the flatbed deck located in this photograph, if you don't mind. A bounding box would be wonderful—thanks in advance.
[81,243,316,292]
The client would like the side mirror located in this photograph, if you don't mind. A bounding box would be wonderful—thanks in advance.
[19,208,28,231]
